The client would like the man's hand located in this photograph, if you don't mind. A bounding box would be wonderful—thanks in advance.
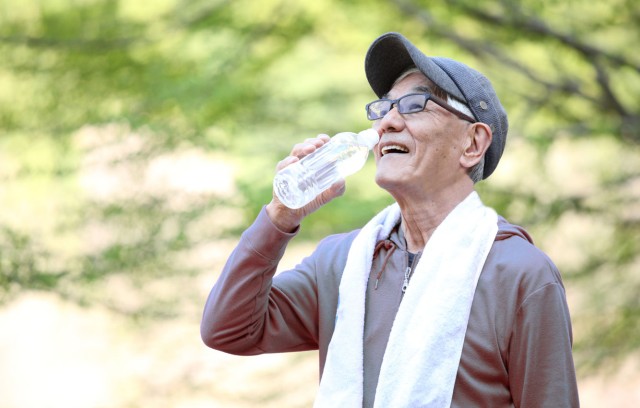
[266,134,346,232]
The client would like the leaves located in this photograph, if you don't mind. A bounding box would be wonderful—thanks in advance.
[0,0,638,372]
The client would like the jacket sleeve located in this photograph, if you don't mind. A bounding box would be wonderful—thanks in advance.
[200,206,321,355]
[508,263,580,407]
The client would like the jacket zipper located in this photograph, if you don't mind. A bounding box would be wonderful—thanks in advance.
[402,252,418,293]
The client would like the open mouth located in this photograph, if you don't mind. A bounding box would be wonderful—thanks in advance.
[381,144,409,156]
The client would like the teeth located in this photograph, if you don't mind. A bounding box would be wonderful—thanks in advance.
[381,145,409,155]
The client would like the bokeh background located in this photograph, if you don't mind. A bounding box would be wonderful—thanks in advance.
[1,0,639,406]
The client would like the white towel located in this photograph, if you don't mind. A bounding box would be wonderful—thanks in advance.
[314,191,498,408]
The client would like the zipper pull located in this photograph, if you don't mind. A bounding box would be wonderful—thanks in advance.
[402,266,411,293]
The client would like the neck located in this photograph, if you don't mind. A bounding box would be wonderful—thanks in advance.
[395,183,474,253]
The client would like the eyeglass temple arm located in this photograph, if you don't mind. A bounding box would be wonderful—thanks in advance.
[429,95,477,123]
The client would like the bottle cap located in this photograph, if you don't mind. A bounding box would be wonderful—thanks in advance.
[357,128,380,149]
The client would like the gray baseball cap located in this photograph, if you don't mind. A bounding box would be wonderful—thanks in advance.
[365,32,508,179]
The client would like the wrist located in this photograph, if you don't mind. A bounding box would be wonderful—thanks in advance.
[266,200,302,233]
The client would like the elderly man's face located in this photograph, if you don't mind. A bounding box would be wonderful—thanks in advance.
[372,71,471,197]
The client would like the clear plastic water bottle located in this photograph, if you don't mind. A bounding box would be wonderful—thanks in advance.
[273,129,380,209]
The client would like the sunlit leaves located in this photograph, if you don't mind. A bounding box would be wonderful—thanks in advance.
[0,0,638,371]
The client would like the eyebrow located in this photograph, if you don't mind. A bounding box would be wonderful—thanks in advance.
[381,85,434,100]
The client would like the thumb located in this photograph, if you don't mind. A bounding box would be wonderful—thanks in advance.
[316,180,346,205]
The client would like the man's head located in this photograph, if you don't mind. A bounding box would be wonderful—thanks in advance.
[364,32,508,181]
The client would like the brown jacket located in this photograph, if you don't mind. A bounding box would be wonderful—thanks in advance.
[201,207,579,407]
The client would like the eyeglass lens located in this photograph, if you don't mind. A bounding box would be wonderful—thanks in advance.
[367,94,428,120]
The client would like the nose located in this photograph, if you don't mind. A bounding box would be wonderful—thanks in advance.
[375,105,405,134]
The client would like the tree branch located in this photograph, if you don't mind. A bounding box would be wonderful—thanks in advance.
[458,0,640,73]
[389,0,598,104]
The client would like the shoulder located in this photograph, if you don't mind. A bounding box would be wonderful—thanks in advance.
[492,218,561,281]
[277,229,361,297]
[478,218,565,308]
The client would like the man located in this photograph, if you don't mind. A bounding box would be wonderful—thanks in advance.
[201,32,579,407]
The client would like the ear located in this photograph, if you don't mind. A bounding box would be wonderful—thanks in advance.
[460,122,492,170]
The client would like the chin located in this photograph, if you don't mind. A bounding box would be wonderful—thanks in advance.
[375,171,401,192]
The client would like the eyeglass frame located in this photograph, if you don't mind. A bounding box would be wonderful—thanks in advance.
[365,92,477,123]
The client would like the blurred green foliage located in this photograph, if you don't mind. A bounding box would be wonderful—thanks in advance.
[0,0,638,372]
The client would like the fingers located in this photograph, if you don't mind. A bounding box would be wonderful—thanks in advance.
[290,134,330,159]
[275,134,331,172]
[275,155,299,172]
[323,180,346,201]
[308,180,346,209]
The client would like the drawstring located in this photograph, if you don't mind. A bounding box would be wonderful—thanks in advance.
[372,240,397,290]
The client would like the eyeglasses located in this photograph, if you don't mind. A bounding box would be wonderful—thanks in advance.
[365,93,477,123]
